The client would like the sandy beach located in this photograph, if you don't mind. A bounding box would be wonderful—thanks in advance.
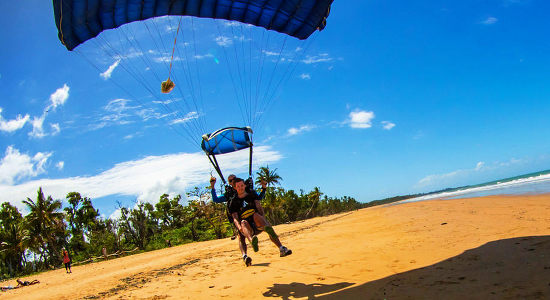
[2,193,549,299]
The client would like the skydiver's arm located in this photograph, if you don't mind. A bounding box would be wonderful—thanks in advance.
[211,188,226,203]
[255,200,264,216]
[232,212,241,231]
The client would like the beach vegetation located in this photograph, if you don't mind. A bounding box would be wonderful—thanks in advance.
[0,168,361,279]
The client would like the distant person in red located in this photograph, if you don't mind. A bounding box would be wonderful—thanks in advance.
[62,248,72,273]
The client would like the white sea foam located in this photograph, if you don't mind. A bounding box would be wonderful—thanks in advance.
[402,172,550,204]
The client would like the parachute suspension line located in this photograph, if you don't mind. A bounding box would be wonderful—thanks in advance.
[163,17,206,138]
[148,18,200,137]
[248,26,257,126]
[171,17,208,136]
[95,26,200,148]
[122,18,203,144]
[256,34,318,132]
[207,154,226,185]
[253,35,288,129]
[190,18,208,134]
[147,17,205,142]
[249,143,254,178]
[230,23,252,127]
[240,23,253,126]
[77,38,196,147]
[252,29,269,130]
[167,16,183,81]
[215,21,248,127]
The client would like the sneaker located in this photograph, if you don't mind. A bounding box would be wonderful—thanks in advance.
[243,255,252,267]
[230,234,236,240]
[280,246,292,257]
[251,236,259,252]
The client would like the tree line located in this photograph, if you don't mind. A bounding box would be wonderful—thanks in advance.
[0,167,362,279]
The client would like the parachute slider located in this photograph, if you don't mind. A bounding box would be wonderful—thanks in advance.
[161,78,175,94]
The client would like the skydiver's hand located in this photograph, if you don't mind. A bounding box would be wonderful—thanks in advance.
[260,180,267,189]
[210,177,216,189]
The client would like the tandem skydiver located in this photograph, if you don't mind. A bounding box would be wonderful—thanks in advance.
[230,178,292,257]
[210,174,266,266]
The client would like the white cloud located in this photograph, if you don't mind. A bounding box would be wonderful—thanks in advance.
[47,84,69,112]
[215,36,233,47]
[263,50,279,56]
[56,161,64,170]
[113,49,143,61]
[51,123,61,135]
[417,160,516,188]
[0,146,52,185]
[349,110,375,129]
[0,146,282,214]
[287,125,315,136]
[481,17,498,25]
[194,53,214,60]
[300,73,311,80]
[475,161,485,171]
[418,170,463,187]
[381,121,396,130]
[29,115,46,138]
[153,55,182,63]
[0,108,29,133]
[171,111,199,124]
[302,54,333,64]
[27,84,70,138]
[100,59,120,80]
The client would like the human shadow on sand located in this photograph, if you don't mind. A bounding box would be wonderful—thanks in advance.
[253,262,271,267]
[263,282,354,299]
[310,235,550,299]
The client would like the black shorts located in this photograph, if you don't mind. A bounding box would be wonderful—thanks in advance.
[242,214,262,235]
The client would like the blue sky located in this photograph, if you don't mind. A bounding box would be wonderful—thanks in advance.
[2,0,550,218]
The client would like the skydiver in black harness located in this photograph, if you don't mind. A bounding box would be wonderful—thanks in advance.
[229,178,292,258]
[210,174,266,266]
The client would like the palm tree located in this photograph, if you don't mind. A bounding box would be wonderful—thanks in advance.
[0,202,29,276]
[255,165,282,188]
[23,187,65,269]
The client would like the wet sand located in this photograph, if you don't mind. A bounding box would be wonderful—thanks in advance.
[2,193,550,299]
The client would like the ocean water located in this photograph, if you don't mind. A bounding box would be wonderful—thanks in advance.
[401,169,550,204]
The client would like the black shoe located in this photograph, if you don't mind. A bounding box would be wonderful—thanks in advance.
[280,246,292,257]
[243,255,252,267]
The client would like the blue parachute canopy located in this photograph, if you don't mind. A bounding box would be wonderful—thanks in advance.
[201,127,253,155]
[53,0,334,51]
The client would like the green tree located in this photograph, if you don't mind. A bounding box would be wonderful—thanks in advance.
[0,202,28,276]
[155,194,185,229]
[304,187,323,219]
[64,192,100,257]
[255,165,282,188]
[23,188,66,269]
[119,202,158,250]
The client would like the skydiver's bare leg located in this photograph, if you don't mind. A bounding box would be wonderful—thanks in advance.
[237,231,247,256]
[253,213,282,248]
[240,220,254,243]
